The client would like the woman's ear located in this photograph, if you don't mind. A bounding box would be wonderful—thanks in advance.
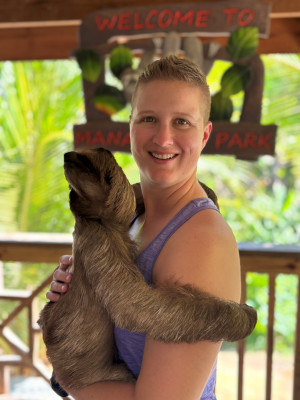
[201,121,213,150]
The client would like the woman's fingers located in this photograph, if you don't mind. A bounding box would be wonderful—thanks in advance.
[45,279,70,302]
[50,280,69,293]
[53,268,72,284]
[46,290,61,302]
[54,255,73,283]
[59,255,73,269]
[45,255,73,302]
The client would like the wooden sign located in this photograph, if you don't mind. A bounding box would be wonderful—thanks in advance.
[79,0,272,46]
[73,0,277,160]
[206,121,276,160]
[74,121,131,153]
[73,120,276,160]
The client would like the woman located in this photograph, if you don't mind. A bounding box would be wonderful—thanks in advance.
[47,55,241,400]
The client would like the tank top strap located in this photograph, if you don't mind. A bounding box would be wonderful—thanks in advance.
[136,198,219,283]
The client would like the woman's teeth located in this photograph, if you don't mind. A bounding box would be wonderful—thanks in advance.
[151,152,176,160]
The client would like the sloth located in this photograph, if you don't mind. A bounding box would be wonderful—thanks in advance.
[38,147,257,391]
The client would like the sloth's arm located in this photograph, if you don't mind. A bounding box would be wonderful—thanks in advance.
[81,214,256,343]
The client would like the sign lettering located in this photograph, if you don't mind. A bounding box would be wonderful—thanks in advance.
[94,8,256,33]
[74,121,276,160]
[80,1,271,46]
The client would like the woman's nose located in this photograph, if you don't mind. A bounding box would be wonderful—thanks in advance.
[153,123,174,147]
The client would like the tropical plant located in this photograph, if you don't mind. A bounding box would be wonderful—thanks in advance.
[0,60,85,347]
[0,60,84,233]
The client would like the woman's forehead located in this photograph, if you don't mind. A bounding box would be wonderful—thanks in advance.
[135,80,202,102]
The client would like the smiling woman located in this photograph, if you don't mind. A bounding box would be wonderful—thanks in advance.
[47,55,247,400]
[129,56,213,190]
[129,79,212,188]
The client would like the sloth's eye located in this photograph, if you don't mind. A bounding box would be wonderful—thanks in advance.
[105,174,112,186]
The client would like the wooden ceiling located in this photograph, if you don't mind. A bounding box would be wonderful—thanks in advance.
[0,0,299,61]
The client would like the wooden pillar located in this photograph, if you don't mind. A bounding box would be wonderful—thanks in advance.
[293,277,300,400]
[0,261,4,289]
[238,271,247,400]
[266,274,276,400]
[0,365,10,394]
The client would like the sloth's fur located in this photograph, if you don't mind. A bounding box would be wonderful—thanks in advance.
[38,147,257,390]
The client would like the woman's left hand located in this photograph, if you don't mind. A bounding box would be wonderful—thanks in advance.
[46,255,73,302]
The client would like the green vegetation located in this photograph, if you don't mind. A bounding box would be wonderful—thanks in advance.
[0,60,84,232]
[0,54,299,353]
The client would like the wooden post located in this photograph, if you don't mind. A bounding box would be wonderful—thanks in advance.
[0,365,10,394]
[238,271,247,400]
[293,277,300,400]
[0,261,4,289]
[266,274,276,400]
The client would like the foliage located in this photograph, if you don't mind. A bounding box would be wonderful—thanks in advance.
[74,49,102,83]
[0,60,84,233]
[200,55,300,351]
[93,83,126,115]
[109,45,133,79]
[199,54,300,246]
[226,27,259,60]
[211,26,258,121]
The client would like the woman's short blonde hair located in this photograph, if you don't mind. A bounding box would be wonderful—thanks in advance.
[131,55,211,123]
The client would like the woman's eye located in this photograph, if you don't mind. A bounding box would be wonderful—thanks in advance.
[176,118,189,126]
[142,116,155,122]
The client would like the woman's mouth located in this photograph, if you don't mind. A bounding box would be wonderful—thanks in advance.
[150,152,177,160]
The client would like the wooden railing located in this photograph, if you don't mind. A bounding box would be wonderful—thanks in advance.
[0,233,299,399]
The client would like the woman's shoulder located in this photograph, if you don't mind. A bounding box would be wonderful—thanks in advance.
[169,200,237,255]
[153,204,241,302]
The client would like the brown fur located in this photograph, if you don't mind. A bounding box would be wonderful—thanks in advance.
[38,147,257,390]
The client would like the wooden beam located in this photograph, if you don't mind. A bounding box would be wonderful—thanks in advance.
[0,1,299,60]
[269,0,300,17]
[0,233,72,263]
[0,0,299,26]
[0,25,79,61]
[0,17,299,61]
[258,18,300,54]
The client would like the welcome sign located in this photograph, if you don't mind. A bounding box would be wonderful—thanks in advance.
[79,0,271,45]
[73,0,276,160]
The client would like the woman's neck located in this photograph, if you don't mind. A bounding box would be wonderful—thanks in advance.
[140,176,206,222]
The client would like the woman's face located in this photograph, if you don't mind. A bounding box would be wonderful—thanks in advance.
[130,80,212,188]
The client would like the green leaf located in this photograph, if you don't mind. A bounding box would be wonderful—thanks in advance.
[110,45,133,80]
[221,64,251,96]
[227,27,259,60]
[75,49,102,83]
[210,91,233,121]
[93,84,126,116]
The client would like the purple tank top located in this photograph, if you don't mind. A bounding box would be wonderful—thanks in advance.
[114,198,219,399]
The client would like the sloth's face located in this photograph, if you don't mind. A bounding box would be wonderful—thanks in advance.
[64,147,135,225]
